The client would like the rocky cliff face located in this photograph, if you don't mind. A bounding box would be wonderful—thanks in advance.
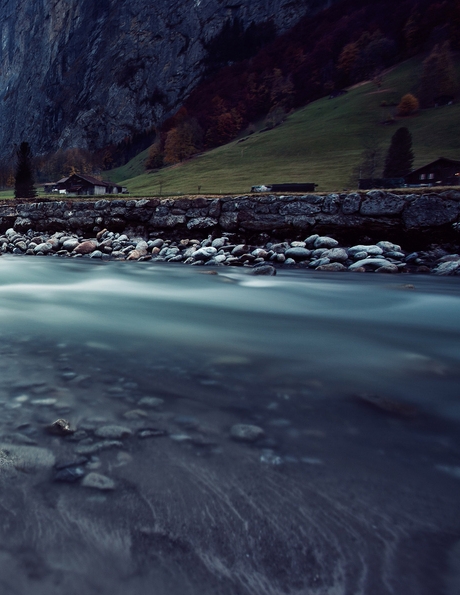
[0,0,335,157]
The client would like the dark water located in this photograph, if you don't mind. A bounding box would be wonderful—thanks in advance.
[0,257,459,594]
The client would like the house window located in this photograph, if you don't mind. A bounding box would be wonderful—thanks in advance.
[420,173,426,180]
[429,173,435,179]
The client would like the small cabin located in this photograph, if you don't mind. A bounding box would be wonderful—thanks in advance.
[50,173,128,195]
[405,158,460,187]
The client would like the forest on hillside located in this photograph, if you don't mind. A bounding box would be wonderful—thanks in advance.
[148,0,460,170]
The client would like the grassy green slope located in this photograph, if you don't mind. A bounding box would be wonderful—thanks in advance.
[108,56,460,195]
[105,147,150,184]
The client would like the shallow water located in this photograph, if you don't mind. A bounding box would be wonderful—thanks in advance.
[0,256,459,594]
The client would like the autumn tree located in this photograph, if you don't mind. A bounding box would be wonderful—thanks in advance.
[14,141,37,199]
[145,142,164,169]
[397,93,419,116]
[383,127,414,178]
[204,96,244,147]
[164,117,203,164]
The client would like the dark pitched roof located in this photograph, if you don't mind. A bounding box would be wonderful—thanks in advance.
[69,173,124,188]
[70,173,110,187]
[408,157,460,176]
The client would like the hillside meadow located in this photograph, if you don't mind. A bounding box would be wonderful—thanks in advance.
[105,55,460,196]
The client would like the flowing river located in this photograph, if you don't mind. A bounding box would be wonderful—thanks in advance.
[0,256,459,594]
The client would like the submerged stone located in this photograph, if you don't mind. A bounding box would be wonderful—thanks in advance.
[230,424,265,442]
[81,472,115,490]
[54,466,85,483]
[46,418,75,436]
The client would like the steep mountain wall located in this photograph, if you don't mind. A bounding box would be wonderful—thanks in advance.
[0,0,336,157]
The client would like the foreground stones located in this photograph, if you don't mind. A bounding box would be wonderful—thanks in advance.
[0,226,459,274]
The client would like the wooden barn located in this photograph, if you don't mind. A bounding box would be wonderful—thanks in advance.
[51,173,128,195]
[405,157,460,186]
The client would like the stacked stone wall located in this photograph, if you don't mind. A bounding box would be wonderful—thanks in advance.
[2,190,460,246]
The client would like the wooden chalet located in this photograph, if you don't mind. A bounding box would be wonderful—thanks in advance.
[405,157,460,186]
[50,173,128,196]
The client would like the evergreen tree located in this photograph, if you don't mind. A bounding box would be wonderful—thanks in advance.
[14,141,37,198]
[383,127,414,178]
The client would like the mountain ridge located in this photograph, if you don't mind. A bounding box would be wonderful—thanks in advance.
[0,0,336,158]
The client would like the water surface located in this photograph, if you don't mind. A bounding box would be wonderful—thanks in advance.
[0,257,459,594]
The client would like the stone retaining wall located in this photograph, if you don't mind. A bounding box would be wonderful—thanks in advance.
[2,190,460,246]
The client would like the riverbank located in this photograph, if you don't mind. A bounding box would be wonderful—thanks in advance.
[1,226,460,276]
[2,191,460,249]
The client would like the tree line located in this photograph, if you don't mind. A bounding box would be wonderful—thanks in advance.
[146,0,460,169]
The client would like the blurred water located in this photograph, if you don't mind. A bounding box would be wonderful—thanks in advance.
[0,256,459,417]
[0,256,459,595]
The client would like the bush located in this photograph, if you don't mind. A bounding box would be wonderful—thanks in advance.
[397,93,419,116]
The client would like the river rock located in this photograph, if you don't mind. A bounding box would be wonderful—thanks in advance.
[193,246,217,260]
[54,466,85,483]
[0,444,55,472]
[348,258,392,271]
[316,262,347,271]
[211,237,226,249]
[33,242,53,254]
[433,261,460,275]
[348,245,383,256]
[62,238,79,251]
[323,248,348,262]
[126,249,142,260]
[94,425,133,439]
[285,247,311,261]
[82,472,115,490]
[74,241,97,254]
[230,424,265,442]
[135,240,149,255]
[314,236,338,249]
[377,241,401,252]
[46,419,75,436]
[250,265,276,276]
[375,264,399,273]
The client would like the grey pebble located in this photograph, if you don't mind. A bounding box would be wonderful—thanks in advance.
[81,472,115,490]
[230,424,265,442]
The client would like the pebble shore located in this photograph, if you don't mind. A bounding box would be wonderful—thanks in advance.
[1,227,459,275]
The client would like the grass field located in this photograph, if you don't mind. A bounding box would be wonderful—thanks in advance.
[104,55,460,195]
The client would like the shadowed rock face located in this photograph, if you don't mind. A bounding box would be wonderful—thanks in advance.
[0,0,333,156]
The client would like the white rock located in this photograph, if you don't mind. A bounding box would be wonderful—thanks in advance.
[349,258,391,271]
[348,244,383,256]
[230,424,265,442]
[434,261,460,275]
[82,472,115,490]
[192,247,217,260]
